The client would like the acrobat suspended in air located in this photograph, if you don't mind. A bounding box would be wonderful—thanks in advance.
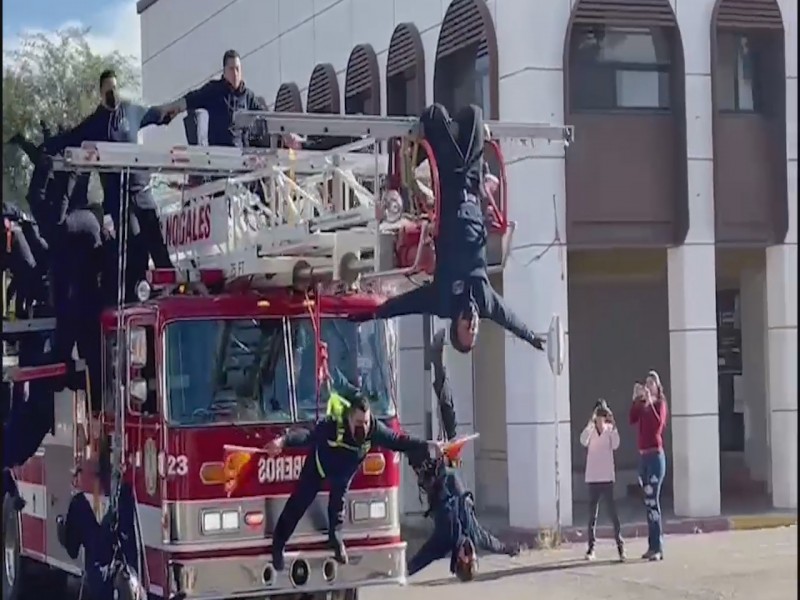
[353,103,546,354]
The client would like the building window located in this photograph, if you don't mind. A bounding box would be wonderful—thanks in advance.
[716,32,759,112]
[435,45,490,115]
[569,26,672,111]
[345,91,370,115]
[475,54,491,117]
[387,73,415,116]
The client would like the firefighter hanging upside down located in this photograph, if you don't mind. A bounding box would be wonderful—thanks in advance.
[354,103,546,354]
[407,448,521,580]
[265,389,443,571]
[405,329,521,579]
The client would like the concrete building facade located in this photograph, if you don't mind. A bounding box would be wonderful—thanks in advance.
[137,0,797,528]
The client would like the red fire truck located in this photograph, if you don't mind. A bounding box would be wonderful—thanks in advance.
[2,111,572,599]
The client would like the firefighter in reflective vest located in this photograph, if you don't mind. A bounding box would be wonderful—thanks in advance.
[266,389,442,571]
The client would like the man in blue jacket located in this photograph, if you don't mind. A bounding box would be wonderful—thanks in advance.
[158,49,268,148]
[265,390,441,570]
[355,104,545,355]
[44,67,174,299]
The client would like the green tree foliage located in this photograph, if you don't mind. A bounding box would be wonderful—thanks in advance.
[3,27,140,207]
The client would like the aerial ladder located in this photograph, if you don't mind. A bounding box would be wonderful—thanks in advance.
[3,110,573,383]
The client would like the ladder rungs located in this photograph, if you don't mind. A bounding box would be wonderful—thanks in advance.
[233,111,574,143]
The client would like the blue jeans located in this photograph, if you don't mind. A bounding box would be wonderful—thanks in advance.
[638,450,666,552]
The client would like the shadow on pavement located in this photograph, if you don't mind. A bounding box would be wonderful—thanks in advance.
[415,556,627,586]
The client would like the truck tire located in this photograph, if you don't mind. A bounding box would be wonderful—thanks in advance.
[2,493,24,600]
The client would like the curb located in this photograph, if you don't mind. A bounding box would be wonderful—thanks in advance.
[728,514,797,531]
[401,513,797,548]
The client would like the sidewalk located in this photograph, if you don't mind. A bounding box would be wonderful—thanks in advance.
[401,496,797,548]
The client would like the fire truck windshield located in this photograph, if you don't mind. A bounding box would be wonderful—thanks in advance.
[289,317,396,421]
[165,317,396,426]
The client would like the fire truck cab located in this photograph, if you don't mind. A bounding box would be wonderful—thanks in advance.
[2,111,573,600]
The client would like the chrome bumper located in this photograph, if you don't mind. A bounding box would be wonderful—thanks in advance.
[171,542,407,599]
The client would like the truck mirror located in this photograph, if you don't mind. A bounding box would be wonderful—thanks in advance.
[129,378,148,409]
[129,328,148,368]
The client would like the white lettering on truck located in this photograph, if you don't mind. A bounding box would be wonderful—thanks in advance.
[257,455,306,483]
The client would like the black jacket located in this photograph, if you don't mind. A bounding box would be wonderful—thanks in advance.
[284,416,428,482]
[184,78,266,147]
[43,101,166,219]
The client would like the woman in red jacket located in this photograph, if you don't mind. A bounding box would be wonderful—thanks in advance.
[629,370,669,561]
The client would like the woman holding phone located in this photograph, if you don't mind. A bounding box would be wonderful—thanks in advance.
[629,372,669,561]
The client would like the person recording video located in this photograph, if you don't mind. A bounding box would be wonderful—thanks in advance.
[579,398,625,561]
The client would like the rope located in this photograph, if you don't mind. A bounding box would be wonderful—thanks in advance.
[111,168,129,523]
[304,288,330,420]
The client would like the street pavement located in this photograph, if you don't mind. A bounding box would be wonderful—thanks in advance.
[365,527,798,600]
[21,526,796,599]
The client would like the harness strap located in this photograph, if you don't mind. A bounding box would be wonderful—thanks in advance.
[315,410,372,477]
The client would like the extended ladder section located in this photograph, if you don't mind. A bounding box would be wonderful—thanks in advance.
[232,110,574,145]
[50,111,574,292]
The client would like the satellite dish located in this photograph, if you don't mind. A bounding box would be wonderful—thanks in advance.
[547,314,565,376]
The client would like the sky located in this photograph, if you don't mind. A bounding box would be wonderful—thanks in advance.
[2,0,142,62]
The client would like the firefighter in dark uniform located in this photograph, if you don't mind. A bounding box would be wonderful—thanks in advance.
[430,327,457,441]
[266,390,442,571]
[407,453,520,580]
[3,201,49,316]
[353,104,546,355]
[405,329,521,579]
[59,479,145,600]
[43,68,174,302]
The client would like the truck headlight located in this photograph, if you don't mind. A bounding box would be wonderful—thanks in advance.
[221,510,240,531]
[202,511,221,533]
[351,500,387,522]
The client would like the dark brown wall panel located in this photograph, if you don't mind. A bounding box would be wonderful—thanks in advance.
[563,0,689,248]
[274,83,303,112]
[713,116,787,243]
[386,23,426,116]
[711,0,788,245]
[566,115,679,246]
[306,63,341,114]
[344,44,381,115]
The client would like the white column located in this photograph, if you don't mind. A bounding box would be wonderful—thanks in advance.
[765,244,798,509]
[739,267,770,486]
[765,0,799,510]
[495,0,573,530]
[667,246,721,517]
[669,0,721,518]
[395,316,429,515]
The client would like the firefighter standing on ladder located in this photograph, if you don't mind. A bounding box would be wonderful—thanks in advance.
[353,104,547,355]
[265,389,443,571]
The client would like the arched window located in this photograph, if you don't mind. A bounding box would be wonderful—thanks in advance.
[306,63,341,114]
[344,44,381,115]
[386,23,426,116]
[569,26,674,111]
[713,0,784,113]
[711,0,788,244]
[563,0,688,247]
[433,0,498,118]
[274,83,303,112]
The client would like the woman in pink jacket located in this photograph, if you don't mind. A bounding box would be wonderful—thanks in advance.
[580,399,625,561]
